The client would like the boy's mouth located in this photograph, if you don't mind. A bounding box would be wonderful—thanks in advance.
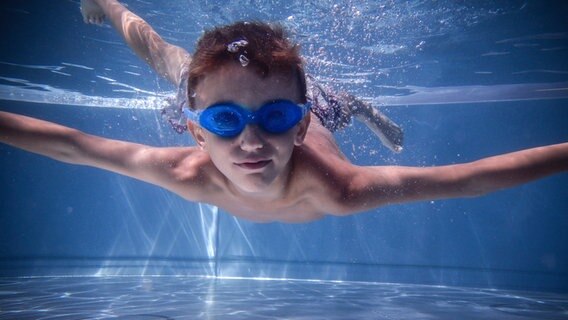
[235,159,272,170]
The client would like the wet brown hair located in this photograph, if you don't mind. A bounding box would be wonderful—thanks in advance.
[187,21,306,108]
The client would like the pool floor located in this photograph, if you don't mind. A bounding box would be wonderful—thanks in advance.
[0,276,567,319]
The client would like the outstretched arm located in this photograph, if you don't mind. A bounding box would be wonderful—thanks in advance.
[334,143,568,214]
[0,111,205,200]
[81,0,189,86]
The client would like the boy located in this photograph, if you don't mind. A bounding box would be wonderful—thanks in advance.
[0,0,566,223]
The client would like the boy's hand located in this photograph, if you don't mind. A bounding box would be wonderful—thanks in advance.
[80,0,105,25]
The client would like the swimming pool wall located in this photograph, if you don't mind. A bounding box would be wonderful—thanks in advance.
[1,100,567,293]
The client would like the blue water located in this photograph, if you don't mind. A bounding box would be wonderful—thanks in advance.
[1,0,568,318]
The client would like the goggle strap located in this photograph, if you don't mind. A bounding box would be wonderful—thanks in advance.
[301,102,312,117]
[182,107,199,122]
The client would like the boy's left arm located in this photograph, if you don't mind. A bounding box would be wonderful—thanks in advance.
[333,142,568,214]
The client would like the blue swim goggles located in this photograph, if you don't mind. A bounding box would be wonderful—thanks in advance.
[183,100,311,138]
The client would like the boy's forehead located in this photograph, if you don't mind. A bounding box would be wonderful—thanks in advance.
[194,64,301,109]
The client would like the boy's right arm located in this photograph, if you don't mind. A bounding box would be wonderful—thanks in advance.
[0,111,204,200]
[81,0,189,86]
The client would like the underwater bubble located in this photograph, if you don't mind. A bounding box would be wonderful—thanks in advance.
[239,55,250,67]
[227,39,248,53]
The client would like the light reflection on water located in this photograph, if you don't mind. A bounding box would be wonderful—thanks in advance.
[0,276,566,319]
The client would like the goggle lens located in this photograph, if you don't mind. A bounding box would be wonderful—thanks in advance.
[186,100,310,138]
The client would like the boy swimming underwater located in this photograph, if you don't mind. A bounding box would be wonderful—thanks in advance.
[0,0,567,222]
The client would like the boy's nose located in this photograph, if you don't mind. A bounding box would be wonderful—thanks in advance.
[239,125,264,151]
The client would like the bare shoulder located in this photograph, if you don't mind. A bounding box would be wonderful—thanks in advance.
[86,141,219,203]
[290,122,359,215]
[131,145,221,201]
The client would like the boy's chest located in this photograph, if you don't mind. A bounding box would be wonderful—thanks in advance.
[214,192,326,223]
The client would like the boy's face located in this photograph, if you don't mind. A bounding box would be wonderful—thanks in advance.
[188,63,309,195]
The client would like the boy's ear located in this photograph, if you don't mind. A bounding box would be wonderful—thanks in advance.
[294,114,311,146]
[187,121,207,149]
